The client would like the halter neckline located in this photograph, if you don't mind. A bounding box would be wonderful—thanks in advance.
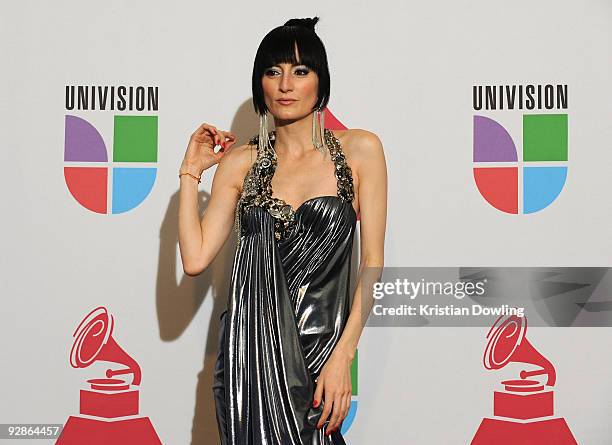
[234,128,355,244]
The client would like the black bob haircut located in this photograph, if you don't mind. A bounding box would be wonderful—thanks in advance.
[251,17,331,116]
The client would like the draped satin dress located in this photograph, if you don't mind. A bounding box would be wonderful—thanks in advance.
[213,128,356,445]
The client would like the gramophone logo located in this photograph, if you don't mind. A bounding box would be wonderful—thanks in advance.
[63,84,159,214]
[56,306,162,444]
[471,314,577,444]
[472,84,568,214]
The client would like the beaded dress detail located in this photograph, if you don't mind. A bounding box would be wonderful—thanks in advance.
[233,128,355,246]
[214,128,357,445]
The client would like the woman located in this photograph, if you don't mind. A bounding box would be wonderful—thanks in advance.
[178,17,387,445]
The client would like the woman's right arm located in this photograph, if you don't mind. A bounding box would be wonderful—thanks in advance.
[178,122,247,276]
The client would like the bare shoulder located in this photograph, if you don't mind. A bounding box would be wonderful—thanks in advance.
[332,128,385,163]
[216,140,259,192]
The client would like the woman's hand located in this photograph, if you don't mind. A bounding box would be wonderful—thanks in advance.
[180,122,238,176]
[313,348,353,435]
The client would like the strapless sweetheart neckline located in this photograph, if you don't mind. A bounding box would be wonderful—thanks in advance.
[270,194,357,217]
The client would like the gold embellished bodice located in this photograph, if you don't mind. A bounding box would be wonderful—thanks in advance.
[233,128,355,247]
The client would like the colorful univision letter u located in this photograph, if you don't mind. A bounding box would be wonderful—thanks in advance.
[473,114,568,214]
[64,115,158,214]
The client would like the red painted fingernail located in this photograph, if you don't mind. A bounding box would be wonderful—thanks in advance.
[312,399,318,407]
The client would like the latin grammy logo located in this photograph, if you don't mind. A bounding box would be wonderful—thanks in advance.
[56,306,162,444]
[471,314,577,444]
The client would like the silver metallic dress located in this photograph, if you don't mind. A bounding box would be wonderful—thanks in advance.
[213,128,356,445]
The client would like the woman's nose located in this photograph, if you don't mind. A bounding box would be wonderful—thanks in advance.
[279,73,293,91]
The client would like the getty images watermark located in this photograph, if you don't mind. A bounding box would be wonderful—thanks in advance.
[373,277,524,317]
[359,267,612,327]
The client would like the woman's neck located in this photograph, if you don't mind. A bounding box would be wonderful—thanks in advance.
[272,114,317,158]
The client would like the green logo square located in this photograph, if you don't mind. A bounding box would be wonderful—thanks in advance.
[523,114,567,161]
[113,115,158,162]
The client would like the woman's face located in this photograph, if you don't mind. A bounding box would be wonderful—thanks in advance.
[261,45,319,120]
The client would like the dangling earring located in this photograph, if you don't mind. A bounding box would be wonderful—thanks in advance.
[258,110,273,156]
[312,107,327,158]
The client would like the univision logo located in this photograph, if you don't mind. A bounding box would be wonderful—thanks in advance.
[472,84,568,214]
[63,85,159,214]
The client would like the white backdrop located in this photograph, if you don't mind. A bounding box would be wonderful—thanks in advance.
[2,1,611,443]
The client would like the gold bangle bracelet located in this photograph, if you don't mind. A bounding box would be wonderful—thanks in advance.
[179,172,202,183]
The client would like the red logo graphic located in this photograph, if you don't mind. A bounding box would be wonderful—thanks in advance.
[56,306,162,444]
[471,314,577,444]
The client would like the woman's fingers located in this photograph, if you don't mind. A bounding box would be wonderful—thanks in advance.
[217,130,237,148]
[318,401,332,430]
[196,124,236,148]
[328,389,351,434]
[192,123,218,145]
[313,380,325,428]
[197,123,217,137]
[337,394,348,432]
[220,130,237,140]
[344,392,351,419]
[326,398,339,434]
[327,392,343,434]
[316,389,332,430]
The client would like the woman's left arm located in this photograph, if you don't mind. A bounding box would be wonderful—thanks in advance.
[314,129,388,434]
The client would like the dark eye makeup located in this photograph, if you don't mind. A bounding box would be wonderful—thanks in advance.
[265,66,310,76]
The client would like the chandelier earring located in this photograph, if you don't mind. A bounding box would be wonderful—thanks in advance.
[258,110,274,156]
[312,107,327,158]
